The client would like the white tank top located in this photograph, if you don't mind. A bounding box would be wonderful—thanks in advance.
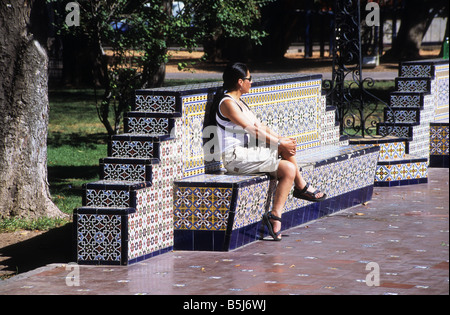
[216,94,258,153]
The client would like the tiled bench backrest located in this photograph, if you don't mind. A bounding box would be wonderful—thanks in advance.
[136,74,335,178]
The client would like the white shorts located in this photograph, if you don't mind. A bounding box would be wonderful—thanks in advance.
[223,146,280,177]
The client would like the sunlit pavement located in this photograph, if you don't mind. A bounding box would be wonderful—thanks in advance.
[0,168,447,296]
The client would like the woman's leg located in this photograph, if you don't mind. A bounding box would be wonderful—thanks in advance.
[281,153,324,199]
[270,160,296,239]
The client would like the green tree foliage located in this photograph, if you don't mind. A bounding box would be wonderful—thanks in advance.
[180,0,273,61]
[49,0,270,135]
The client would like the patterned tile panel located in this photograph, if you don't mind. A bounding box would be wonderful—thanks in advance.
[375,160,428,183]
[173,186,233,231]
[378,141,406,160]
[396,78,431,93]
[400,64,432,78]
[134,93,178,113]
[430,123,449,156]
[109,135,158,159]
[124,112,175,135]
[76,213,124,264]
[390,93,423,108]
[100,159,152,182]
[180,78,326,178]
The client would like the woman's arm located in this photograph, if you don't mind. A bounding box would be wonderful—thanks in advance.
[221,99,296,156]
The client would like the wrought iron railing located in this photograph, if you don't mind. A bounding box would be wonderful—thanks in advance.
[323,0,389,138]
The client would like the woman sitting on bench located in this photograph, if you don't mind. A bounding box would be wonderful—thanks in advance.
[208,62,326,241]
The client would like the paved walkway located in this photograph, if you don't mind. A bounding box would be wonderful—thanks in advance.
[0,168,447,296]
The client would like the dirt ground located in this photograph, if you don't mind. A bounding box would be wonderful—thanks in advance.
[0,48,442,280]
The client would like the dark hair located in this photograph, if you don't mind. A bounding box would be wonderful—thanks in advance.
[205,63,249,129]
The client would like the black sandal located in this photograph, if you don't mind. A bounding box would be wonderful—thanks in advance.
[262,212,282,241]
[293,183,326,202]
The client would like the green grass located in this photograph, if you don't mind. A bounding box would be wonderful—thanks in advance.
[47,89,107,216]
[0,217,68,233]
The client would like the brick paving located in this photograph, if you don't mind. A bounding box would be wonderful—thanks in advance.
[0,168,448,296]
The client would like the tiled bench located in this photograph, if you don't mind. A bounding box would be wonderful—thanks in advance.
[173,145,379,251]
[74,73,380,264]
[170,74,380,251]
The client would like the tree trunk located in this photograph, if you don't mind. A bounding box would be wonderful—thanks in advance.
[0,0,65,219]
[383,0,448,61]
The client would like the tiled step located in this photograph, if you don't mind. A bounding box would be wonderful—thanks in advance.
[108,134,161,159]
[350,136,407,160]
[389,92,425,109]
[429,122,449,167]
[134,90,182,115]
[82,180,151,209]
[377,122,416,139]
[399,63,434,78]
[375,155,428,186]
[349,136,428,186]
[395,77,432,93]
[124,112,176,135]
[75,183,173,265]
[384,107,434,124]
[99,157,156,183]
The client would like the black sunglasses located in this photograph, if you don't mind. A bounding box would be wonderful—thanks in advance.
[242,76,252,82]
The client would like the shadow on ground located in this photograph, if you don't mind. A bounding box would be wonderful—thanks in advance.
[0,224,74,276]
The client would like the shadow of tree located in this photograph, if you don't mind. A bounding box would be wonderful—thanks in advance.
[48,132,108,149]
[0,223,74,275]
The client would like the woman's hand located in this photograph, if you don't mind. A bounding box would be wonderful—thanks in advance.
[279,137,296,157]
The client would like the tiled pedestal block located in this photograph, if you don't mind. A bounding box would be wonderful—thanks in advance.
[74,182,173,265]
[350,137,428,186]
[429,122,449,167]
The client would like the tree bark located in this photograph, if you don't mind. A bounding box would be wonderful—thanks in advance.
[0,0,65,219]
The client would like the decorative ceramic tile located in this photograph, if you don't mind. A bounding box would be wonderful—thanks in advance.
[378,124,412,139]
[173,186,233,231]
[84,187,132,208]
[173,145,379,251]
[430,123,449,156]
[124,112,174,135]
[110,136,158,159]
[375,160,428,183]
[76,214,123,263]
[396,78,430,93]
[385,109,419,124]
[134,94,177,113]
[377,141,406,160]
[400,65,432,78]
[76,73,383,261]
[390,93,422,108]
